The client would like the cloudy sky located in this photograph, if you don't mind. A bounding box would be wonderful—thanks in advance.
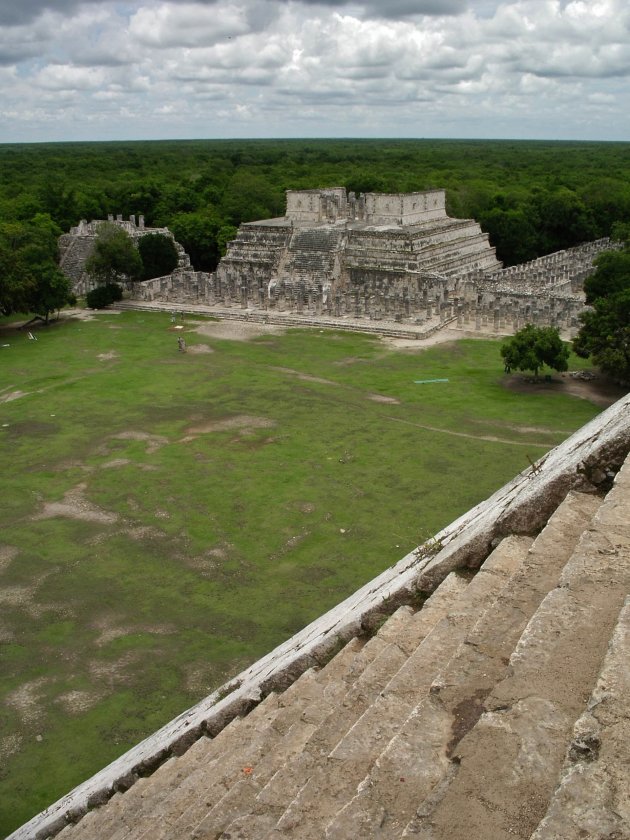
[1,0,628,142]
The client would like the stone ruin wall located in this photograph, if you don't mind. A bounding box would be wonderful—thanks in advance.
[450,238,622,337]
[58,214,191,296]
[72,192,623,340]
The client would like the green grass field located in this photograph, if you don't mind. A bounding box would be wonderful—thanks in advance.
[0,310,605,835]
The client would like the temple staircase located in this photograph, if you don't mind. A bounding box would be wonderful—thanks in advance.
[40,448,630,840]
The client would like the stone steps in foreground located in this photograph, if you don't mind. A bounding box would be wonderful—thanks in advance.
[259,533,531,839]
[403,458,630,840]
[117,638,371,840]
[189,573,469,839]
[58,637,363,840]
[530,595,630,840]
[326,489,602,838]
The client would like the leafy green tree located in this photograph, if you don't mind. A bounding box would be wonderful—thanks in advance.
[85,223,142,286]
[530,187,597,254]
[0,222,36,315]
[138,233,179,281]
[86,283,123,309]
[478,206,539,265]
[220,172,283,226]
[0,214,74,321]
[583,250,630,303]
[574,246,630,383]
[501,324,570,378]
[170,210,224,272]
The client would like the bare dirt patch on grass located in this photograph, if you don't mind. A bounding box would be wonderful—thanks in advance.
[107,431,169,455]
[0,623,15,642]
[88,652,147,687]
[0,389,29,403]
[380,328,463,350]
[191,320,287,342]
[33,482,118,525]
[368,393,401,404]
[54,690,103,715]
[62,308,122,322]
[503,372,627,408]
[187,343,214,354]
[0,545,19,573]
[5,677,54,725]
[101,458,131,469]
[181,415,276,443]
[126,524,167,541]
[97,351,119,361]
[0,733,23,761]
[92,616,175,647]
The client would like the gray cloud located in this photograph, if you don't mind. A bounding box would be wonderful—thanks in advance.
[1,0,629,142]
[289,0,467,17]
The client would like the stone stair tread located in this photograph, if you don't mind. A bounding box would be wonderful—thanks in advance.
[86,643,357,839]
[326,490,601,838]
[406,460,630,840]
[185,612,423,839]
[529,594,630,840]
[122,638,373,839]
[267,535,530,838]
[219,571,470,840]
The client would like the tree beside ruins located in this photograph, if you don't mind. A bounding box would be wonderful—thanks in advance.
[0,213,74,322]
[137,233,179,281]
[574,239,630,384]
[85,223,142,287]
[501,324,570,378]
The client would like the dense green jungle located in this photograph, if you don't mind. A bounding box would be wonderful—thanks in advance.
[2,138,630,272]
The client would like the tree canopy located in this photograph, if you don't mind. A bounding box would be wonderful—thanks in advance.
[85,223,142,286]
[574,243,630,383]
[501,324,570,378]
[0,214,74,321]
[2,139,630,274]
[137,233,179,281]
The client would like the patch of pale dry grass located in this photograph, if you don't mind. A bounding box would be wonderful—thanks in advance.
[54,690,102,715]
[0,389,29,403]
[191,320,286,342]
[0,545,18,573]
[5,677,54,725]
[33,483,118,525]
[180,414,275,443]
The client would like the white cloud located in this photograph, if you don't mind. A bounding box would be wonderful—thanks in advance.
[1,0,630,141]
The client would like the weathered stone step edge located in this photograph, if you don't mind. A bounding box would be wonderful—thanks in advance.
[268,536,530,838]
[326,491,602,837]
[404,456,630,840]
[529,595,630,840]
[9,394,630,840]
[193,577,469,840]
[112,640,375,840]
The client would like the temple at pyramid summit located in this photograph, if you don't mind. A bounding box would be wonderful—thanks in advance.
[214,187,501,306]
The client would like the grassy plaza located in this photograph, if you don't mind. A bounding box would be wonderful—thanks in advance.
[0,309,606,834]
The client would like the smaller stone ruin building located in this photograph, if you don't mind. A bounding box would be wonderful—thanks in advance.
[58,214,194,296]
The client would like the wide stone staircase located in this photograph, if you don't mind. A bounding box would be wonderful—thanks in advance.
[277,228,346,290]
[39,449,630,840]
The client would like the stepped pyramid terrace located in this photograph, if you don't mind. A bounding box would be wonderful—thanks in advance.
[119,189,619,338]
[10,393,630,840]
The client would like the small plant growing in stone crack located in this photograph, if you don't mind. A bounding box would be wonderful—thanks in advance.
[413,533,444,562]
